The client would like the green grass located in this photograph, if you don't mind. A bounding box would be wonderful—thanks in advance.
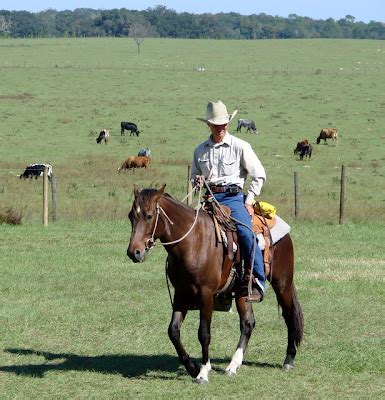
[0,37,384,397]
[1,221,384,398]
[0,38,385,223]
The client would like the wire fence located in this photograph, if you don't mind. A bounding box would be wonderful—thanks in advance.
[0,60,383,76]
[1,165,384,225]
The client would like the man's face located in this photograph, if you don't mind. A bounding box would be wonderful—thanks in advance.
[208,123,228,139]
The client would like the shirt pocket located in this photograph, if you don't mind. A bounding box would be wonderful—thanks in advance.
[198,157,211,175]
[221,158,237,176]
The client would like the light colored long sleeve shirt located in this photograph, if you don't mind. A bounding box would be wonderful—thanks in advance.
[191,132,266,205]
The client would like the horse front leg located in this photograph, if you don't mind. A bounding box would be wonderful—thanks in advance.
[225,297,255,376]
[195,289,214,384]
[168,308,200,378]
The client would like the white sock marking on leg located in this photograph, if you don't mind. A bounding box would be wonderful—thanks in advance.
[226,348,244,374]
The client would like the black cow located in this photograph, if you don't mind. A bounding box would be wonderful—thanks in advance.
[121,122,140,136]
[137,148,151,157]
[294,140,313,160]
[19,164,53,180]
[236,119,258,134]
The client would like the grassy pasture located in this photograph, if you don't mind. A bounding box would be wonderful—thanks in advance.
[0,38,384,223]
[1,221,384,398]
[0,38,384,398]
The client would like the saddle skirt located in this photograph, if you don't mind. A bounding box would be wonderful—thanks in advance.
[255,215,291,250]
[216,209,290,252]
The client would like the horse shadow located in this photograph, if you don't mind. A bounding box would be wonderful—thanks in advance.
[1,348,282,379]
[1,348,180,379]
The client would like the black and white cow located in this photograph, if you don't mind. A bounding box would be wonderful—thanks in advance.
[236,119,258,134]
[19,164,53,180]
[137,148,151,157]
[96,129,110,144]
[121,122,140,136]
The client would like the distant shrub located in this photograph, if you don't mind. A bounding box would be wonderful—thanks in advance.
[0,207,23,225]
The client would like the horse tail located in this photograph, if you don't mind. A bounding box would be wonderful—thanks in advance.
[291,284,304,346]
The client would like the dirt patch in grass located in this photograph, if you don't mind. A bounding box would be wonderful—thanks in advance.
[0,93,34,100]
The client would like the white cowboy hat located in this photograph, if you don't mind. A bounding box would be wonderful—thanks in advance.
[197,100,238,125]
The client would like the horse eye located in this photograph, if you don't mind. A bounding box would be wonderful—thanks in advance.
[146,213,153,220]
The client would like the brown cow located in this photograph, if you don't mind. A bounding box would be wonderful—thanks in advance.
[316,128,338,144]
[118,156,151,173]
[294,139,312,160]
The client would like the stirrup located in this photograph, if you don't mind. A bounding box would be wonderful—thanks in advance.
[245,287,264,303]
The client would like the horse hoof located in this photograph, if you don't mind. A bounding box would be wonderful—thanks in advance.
[195,377,208,385]
[283,363,294,371]
[225,370,236,377]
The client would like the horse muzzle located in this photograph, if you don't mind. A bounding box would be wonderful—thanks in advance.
[127,247,147,263]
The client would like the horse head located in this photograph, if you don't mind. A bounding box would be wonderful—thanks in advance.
[127,184,166,262]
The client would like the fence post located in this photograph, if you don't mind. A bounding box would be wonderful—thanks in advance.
[43,166,49,226]
[187,165,192,206]
[294,171,299,219]
[51,173,57,222]
[339,165,346,225]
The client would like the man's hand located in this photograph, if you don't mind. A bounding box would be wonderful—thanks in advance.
[194,175,204,188]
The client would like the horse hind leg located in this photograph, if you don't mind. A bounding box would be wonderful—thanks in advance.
[168,308,200,379]
[225,297,255,376]
[272,283,304,370]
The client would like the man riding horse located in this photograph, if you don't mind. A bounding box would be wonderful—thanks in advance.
[192,100,266,302]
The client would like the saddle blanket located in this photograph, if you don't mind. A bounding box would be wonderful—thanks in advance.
[256,215,291,250]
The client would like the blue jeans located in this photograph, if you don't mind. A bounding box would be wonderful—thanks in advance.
[213,192,265,291]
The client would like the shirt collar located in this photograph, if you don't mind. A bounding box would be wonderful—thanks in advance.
[207,132,231,147]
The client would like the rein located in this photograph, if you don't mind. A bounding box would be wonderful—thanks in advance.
[145,186,203,251]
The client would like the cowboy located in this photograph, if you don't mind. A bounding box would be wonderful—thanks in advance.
[191,100,266,302]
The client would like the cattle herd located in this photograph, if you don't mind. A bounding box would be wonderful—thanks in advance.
[95,121,151,172]
[18,118,338,180]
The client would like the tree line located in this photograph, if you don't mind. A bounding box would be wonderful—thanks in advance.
[1,5,384,40]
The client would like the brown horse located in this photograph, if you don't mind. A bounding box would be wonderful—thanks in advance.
[127,185,304,383]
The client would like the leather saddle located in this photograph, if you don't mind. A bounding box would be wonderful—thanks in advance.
[204,199,276,274]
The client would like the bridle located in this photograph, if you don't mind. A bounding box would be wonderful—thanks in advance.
[144,187,203,252]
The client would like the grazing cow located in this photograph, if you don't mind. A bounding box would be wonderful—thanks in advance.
[294,139,313,160]
[19,163,53,180]
[96,129,110,144]
[118,156,151,173]
[121,122,140,137]
[236,119,258,134]
[137,148,151,157]
[316,128,338,144]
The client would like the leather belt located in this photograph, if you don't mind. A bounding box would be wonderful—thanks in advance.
[209,185,241,194]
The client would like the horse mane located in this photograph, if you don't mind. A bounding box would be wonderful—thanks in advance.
[136,188,195,214]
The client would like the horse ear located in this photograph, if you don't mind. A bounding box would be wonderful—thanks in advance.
[133,185,141,197]
[157,184,166,195]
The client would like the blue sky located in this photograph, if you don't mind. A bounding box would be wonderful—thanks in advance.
[1,1,385,23]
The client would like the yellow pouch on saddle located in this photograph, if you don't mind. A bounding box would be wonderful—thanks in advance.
[253,201,277,219]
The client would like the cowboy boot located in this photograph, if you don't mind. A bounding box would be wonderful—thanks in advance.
[239,262,264,303]
[235,263,261,302]
[246,278,264,303]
